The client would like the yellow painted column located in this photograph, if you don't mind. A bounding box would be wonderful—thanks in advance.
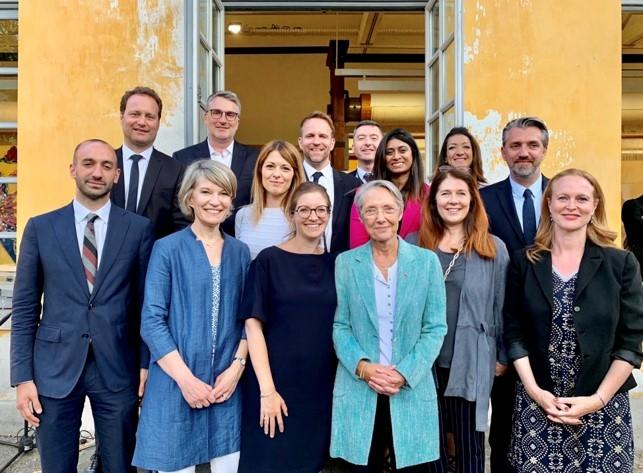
[17,0,184,238]
[463,1,622,236]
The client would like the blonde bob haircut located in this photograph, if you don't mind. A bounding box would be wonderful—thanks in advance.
[178,159,237,221]
[527,168,617,262]
[250,140,305,224]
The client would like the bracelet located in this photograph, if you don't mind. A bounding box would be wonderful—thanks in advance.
[260,390,275,398]
[595,392,606,408]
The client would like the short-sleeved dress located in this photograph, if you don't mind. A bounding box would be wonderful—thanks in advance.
[510,270,634,473]
[238,246,337,473]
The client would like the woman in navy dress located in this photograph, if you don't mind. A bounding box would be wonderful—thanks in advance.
[239,182,337,473]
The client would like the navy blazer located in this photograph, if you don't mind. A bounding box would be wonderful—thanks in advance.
[329,169,360,254]
[173,139,258,236]
[503,242,643,396]
[10,203,154,398]
[622,195,643,268]
[480,176,549,253]
[112,147,187,240]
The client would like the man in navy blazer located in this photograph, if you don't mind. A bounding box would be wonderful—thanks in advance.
[480,116,550,473]
[348,120,383,184]
[10,139,154,473]
[111,86,187,240]
[173,90,258,236]
[298,111,360,254]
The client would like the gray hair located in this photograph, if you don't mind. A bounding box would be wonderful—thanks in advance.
[501,116,549,149]
[178,160,237,220]
[206,90,241,116]
[355,179,404,218]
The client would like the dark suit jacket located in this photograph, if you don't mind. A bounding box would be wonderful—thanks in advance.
[10,203,154,398]
[503,242,643,396]
[348,169,367,185]
[112,147,187,240]
[173,139,258,236]
[480,176,549,253]
[329,169,360,254]
[622,195,643,268]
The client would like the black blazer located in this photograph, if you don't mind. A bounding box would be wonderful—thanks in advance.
[622,195,643,268]
[173,139,258,236]
[112,147,187,240]
[480,176,549,253]
[503,242,643,396]
[328,169,360,254]
[348,169,368,185]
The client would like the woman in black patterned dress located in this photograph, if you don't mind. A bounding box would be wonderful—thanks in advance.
[504,169,643,473]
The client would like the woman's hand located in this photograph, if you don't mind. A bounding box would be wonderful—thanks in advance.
[554,395,604,425]
[210,362,244,403]
[177,374,214,409]
[526,386,570,423]
[361,362,406,395]
[259,391,288,438]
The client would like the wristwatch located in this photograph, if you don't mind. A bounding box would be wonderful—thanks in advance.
[233,356,246,367]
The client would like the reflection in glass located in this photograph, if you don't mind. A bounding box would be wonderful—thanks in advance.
[199,0,209,37]
[431,119,440,170]
[444,43,455,104]
[444,0,455,39]
[0,19,18,62]
[0,238,15,264]
[431,4,439,55]
[431,62,440,113]
[444,106,455,137]
[198,46,209,102]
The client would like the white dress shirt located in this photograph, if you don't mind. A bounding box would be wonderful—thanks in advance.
[122,144,153,210]
[373,259,398,365]
[208,140,234,168]
[303,160,335,247]
[356,166,371,184]
[73,199,111,269]
[509,174,543,230]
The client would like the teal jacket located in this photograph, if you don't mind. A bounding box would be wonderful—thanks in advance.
[330,238,447,468]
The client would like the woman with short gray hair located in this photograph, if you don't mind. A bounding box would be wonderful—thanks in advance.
[134,160,251,473]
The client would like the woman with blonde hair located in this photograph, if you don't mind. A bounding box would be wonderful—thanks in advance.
[504,168,642,472]
[235,140,305,258]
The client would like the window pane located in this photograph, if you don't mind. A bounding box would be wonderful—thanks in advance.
[212,59,220,93]
[0,132,16,178]
[430,119,440,169]
[431,62,439,113]
[431,4,439,55]
[0,19,18,63]
[444,0,455,40]
[444,43,455,104]
[198,45,209,102]
[199,0,209,37]
[212,2,220,46]
[0,238,16,264]
[443,106,455,137]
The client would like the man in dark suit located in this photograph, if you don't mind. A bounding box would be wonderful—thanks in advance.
[349,120,383,184]
[622,194,643,270]
[298,111,360,253]
[10,139,154,473]
[480,116,550,473]
[111,86,186,239]
[173,90,258,236]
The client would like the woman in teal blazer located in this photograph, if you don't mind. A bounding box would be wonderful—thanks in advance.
[331,179,447,472]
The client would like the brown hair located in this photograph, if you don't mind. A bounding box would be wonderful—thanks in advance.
[526,168,617,262]
[120,86,163,118]
[250,140,305,224]
[418,167,497,259]
[435,127,486,185]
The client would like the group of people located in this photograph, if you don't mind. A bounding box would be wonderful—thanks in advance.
[9,86,643,473]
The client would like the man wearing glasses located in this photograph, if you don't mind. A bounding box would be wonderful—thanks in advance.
[173,90,258,236]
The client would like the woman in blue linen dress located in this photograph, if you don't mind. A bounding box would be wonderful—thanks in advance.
[238,182,337,473]
[133,160,251,473]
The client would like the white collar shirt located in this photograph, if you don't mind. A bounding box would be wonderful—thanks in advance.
[122,144,153,210]
[373,259,398,365]
[303,160,335,248]
[509,174,543,230]
[73,199,111,269]
[208,140,234,169]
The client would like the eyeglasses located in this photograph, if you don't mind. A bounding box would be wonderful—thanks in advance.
[207,109,239,121]
[293,206,330,218]
[362,206,400,218]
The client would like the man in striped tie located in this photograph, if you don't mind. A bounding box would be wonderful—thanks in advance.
[10,139,154,472]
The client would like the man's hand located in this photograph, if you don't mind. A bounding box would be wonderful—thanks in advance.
[16,381,42,427]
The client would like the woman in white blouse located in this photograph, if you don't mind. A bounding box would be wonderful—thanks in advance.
[235,140,305,258]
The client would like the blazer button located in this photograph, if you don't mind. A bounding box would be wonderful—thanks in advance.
[573,306,580,312]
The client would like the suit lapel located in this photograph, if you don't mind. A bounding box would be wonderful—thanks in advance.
[52,203,90,298]
[230,141,244,179]
[533,252,553,311]
[137,149,162,214]
[575,243,603,301]
[112,147,126,207]
[499,178,526,246]
[351,243,379,331]
[91,205,130,298]
[393,239,413,331]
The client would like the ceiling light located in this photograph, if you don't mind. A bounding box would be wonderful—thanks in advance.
[227,23,242,34]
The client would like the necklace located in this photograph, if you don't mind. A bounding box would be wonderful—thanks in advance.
[443,243,464,281]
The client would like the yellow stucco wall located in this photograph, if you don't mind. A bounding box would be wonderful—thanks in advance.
[17,0,184,238]
[463,1,622,237]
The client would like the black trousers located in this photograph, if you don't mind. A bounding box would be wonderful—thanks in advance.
[428,367,485,473]
[349,394,428,473]
[35,348,138,473]
[489,368,516,473]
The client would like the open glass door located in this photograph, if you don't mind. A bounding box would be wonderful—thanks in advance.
[187,0,226,144]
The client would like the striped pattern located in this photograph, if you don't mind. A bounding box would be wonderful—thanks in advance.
[82,213,99,292]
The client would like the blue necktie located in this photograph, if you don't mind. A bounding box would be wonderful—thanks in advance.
[311,172,323,184]
[522,188,537,245]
